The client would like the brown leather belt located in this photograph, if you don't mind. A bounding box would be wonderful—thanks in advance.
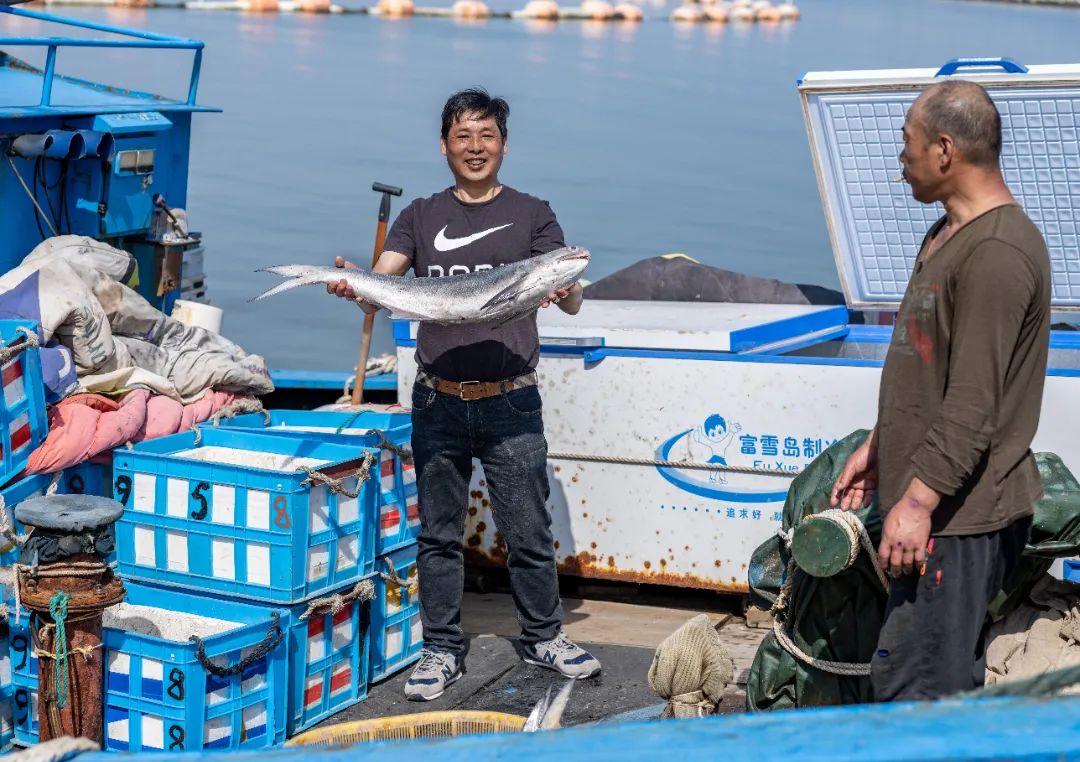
[416,370,538,401]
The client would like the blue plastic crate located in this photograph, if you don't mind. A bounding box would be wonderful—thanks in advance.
[214,410,418,556]
[284,582,370,736]
[101,583,289,752]
[369,544,422,683]
[8,674,36,747]
[0,683,14,751]
[59,458,112,498]
[113,428,380,604]
[5,583,290,751]
[0,321,48,488]
[0,472,52,567]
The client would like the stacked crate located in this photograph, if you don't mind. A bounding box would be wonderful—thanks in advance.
[109,427,384,741]
[215,410,424,687]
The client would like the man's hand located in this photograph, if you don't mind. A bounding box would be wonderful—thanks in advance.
[831,435,878,511]
[327,256,379,315]
[541,282,583,315]
[878,479,939,576]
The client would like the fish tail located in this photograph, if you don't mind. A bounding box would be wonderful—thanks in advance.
[249,266,337,302]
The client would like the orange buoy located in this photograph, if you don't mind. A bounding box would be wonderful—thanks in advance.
[581,0,614,19]
[704,4,727,20]
[729,3,753,20]
[114,0,151,7]
[452,0,490,16]
[377,0,414,15]
[756,4,781,20]
[246,0,280,11]
[613,2,642,19]
[671,3,704,21]
[777,1,798,18]
[298,0,331,11]
[521,0,560,17]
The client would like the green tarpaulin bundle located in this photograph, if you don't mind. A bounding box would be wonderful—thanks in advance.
[745,430,1080,711]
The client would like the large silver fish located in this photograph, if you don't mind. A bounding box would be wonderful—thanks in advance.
[251,246,590,325]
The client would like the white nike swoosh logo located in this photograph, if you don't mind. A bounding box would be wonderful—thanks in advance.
[433,223,513,252]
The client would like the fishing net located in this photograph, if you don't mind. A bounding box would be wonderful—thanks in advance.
[745,430,1080,711]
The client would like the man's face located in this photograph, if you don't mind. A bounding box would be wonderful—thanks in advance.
[899,101,943,204]
[441,112,507,185]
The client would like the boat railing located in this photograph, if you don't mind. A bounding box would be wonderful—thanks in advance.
[0,3,204,108]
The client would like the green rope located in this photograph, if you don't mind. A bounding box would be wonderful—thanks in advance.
[49,592,71,710]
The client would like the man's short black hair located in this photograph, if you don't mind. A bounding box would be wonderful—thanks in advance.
[441,88,510,140]
[917,80,1002,168]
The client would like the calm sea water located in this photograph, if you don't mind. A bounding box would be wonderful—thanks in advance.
[5,0,1080,371]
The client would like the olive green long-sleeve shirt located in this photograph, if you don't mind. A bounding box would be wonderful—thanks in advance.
[877,204,1051,536]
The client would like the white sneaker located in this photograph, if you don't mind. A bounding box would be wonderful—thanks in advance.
[404,648,463,701]
[522,633,601,679]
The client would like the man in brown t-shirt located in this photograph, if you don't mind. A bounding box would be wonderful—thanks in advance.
[831,80,1051,700]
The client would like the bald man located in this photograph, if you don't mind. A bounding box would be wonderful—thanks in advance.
[830,80,1051,700]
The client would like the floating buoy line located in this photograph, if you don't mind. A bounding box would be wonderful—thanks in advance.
[15,0,799,23]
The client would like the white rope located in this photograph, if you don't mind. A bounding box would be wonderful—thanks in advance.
[46,470,61,496]
[547,451,800,477]
[210,397,270,426]
[298,578,374,621]
[0,326,40,366]
[5,735,99,762]
[800,509,890,591]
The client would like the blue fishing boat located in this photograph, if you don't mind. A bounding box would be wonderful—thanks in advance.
[2,3,1080,759]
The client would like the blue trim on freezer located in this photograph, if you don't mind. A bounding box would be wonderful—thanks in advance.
[726,305,847,352]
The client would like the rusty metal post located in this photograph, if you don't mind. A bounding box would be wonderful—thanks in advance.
[14,494,125,744]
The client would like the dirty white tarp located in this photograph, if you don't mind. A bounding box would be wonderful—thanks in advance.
[0,236,272,402]
[985,575,1080,694]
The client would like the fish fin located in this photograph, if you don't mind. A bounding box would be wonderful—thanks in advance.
[479,282,523,313]
[539,677,576,730]
[388,310,426,322]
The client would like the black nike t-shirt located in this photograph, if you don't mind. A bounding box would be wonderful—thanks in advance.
[382,186,565,382]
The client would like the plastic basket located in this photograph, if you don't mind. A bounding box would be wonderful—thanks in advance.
[284,580,371,736]
[0,683,13,752]
[102,583,289,752]
[113,428,380,604]
[0,321,48,489]
[284,710,526,748]
[369,544,422,683]
[214,410,418,556]
[8,675,36,747]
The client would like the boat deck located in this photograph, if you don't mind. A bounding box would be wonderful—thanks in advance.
[314,589,767,731]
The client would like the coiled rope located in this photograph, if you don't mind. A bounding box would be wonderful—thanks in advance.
[770,509,888,677]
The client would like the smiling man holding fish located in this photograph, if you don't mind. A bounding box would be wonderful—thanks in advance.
[327,88,601,701]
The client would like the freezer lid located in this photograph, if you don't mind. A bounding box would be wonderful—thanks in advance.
[393,302,848,353]
[798,58,1080,310]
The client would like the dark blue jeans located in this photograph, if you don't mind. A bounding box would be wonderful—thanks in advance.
[410,379,563,654]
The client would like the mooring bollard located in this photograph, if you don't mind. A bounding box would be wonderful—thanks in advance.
[14,494,125,744]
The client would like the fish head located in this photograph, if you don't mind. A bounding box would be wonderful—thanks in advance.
[545,246,591,289]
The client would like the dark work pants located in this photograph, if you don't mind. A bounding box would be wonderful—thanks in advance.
[410,380,563,655]
[871,515,1032,702]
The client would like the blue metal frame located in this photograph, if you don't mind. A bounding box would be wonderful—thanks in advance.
[0,4,205,109]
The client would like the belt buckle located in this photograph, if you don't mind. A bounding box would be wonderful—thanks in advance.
[459,380,480,401]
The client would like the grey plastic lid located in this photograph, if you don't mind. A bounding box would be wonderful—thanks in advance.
[798,60,1080,310]
[14,494,124,532]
